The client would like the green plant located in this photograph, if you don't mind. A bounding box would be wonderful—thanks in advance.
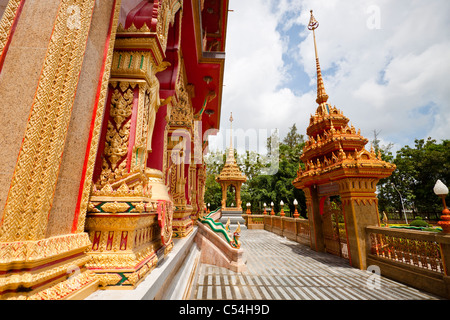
[409,216,429,228]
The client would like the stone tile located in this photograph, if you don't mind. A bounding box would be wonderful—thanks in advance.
[189,229,441,300]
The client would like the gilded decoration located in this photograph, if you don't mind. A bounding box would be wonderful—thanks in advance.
[86,0,182,283]
[156,0,182,53]
[291,11,396,270]
[0,233,97,300]
[163,60,196,238]
[0,0,97,242]
[169,62,194,128]
[75,0,122,234]
[0,0,24,59]
[86,179,173,288]
[293,11,395,192]
[0,0,105,300]
[115,0,182,63]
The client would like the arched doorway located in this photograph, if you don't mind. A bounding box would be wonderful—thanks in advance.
[226,184,237,208]
[320,195,349,260]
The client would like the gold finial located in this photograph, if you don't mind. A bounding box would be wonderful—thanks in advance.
[227,112,235,163]
[308,10,319,30]
[308,10,329,109]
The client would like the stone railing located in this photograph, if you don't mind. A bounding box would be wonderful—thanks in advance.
[366,226,450,299]
[242,214,264,229]
[198,213,241,249]
[204,208,221,222]
[262,215,311,246]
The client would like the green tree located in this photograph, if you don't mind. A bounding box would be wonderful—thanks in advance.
[377,138,450,218]
[203,124,310,216]
[203,150,226,210]
[253,124,306,216]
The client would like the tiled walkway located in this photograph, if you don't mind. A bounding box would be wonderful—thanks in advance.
[190,228,441,300]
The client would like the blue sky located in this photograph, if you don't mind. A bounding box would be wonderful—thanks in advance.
[208,0,450,155]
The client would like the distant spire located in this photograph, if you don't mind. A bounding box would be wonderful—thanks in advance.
[226,112,235,163]
[308,10,329,110]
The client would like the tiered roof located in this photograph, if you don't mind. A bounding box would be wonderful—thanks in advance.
[216,113,247,183]
[293,11,395,189]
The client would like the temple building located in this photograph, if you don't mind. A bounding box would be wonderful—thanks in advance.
[292,11,396,269]
[216,112,247,225]
[0,0,229,299]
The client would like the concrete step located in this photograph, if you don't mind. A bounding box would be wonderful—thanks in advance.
[220,211,245,225]
[161,240,201,300]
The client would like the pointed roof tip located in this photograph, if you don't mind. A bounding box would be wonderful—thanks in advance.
[308,9,329,110]
[308,10,319,31]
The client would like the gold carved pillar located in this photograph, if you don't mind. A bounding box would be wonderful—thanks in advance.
[303,187,324,252]
[85,22,174,288]
[339,178,381,270]
[189,162,198,223]
[165,63,195,238]
[167,127,194,238]
[197,163,207,219]
[0,0,118,299]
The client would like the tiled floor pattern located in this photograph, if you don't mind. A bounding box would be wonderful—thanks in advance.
[190,229,441,300]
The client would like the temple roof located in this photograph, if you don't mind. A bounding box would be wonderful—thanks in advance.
[216,148,247,183]
[293,11,396,189]
[216,113,247,183]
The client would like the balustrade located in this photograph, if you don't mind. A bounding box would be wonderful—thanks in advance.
[367,226,444,274]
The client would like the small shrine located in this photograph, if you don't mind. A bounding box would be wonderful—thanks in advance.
[216,113,247,213]
[292,11,396,270]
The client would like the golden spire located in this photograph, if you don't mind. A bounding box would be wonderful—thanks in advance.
[308,10,329,110]
[226,112,235,163]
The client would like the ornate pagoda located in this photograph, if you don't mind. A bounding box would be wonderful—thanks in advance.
[293,11,396,269]
[216,113,247,212]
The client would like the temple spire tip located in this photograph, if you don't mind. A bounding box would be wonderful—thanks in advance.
[308,10,329,110]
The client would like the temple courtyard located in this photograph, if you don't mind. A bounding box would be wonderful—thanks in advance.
[190,228,441,300]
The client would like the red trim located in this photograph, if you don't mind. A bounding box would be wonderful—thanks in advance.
[120,231,128,250]
[124,0,149,29]
[91,86,113,183]
[72,0,118,233]
[0,0,26,74]
[319,196,326,215]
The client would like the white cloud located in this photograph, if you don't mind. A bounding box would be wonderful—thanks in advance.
[212,0,450,154]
